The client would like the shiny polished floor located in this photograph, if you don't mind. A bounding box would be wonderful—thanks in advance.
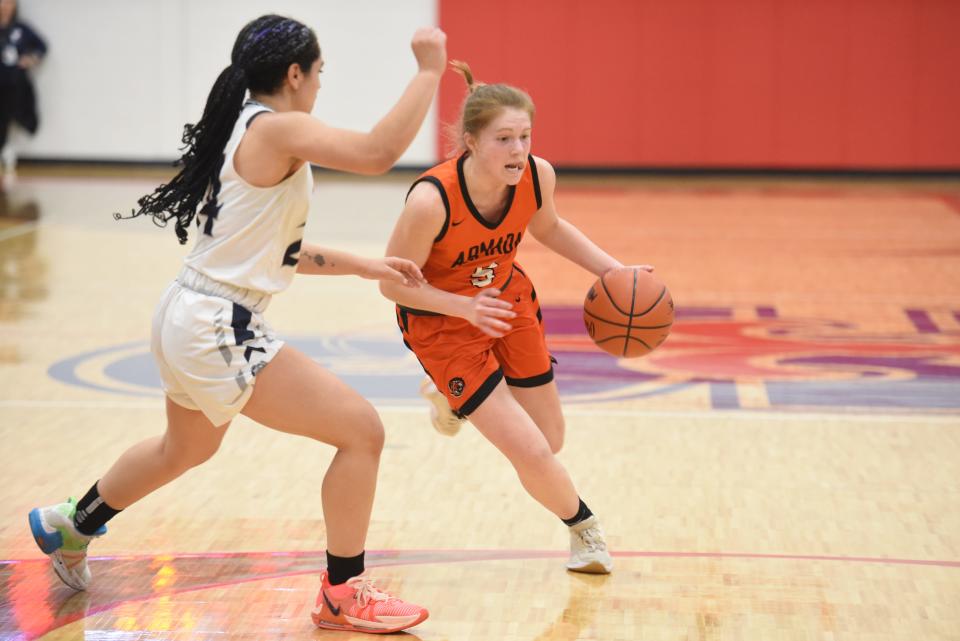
[1,166,959,640]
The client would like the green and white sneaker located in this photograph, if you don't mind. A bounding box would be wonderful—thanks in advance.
[29,498,105,590]
[566,516,613,574]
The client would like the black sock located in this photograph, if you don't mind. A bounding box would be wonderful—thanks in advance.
[74,481,121,536]
[326,550,365,586]
[561,498,594,527]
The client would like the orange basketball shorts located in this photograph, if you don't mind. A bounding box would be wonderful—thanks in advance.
[396,267,554,417]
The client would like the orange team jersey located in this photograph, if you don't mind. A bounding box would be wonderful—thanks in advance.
[408,152,542,297]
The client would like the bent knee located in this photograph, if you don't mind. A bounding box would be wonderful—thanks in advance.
[165,442,220,474]
[516,442,557,473]
[542,419,566,454]
[344,403,385,454]
[547,431,564,454]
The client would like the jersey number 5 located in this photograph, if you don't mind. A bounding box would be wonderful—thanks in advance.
[471,261,498,287]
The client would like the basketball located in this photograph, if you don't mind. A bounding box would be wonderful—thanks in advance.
[583,266,674,358]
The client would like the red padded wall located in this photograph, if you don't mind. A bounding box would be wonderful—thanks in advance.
[438,0,960,169]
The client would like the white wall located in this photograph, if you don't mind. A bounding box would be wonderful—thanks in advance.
[15,0,438,165]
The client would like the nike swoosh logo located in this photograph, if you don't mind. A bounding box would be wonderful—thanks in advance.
[451,219,464,226]
[322,589,341,616]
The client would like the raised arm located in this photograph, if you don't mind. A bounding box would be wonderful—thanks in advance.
[261,28,447,175]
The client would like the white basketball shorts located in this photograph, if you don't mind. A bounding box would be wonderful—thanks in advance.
[150,266,284,426]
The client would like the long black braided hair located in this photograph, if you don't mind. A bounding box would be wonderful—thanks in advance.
[117,15,320,244]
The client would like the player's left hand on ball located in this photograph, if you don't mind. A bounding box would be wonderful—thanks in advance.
[363,257,427,287]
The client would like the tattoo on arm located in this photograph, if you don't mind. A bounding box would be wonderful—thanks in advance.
[303,252,327,267]
[302,251,336,270]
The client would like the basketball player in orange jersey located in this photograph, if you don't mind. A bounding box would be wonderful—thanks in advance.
[380,61,653,573]
[29,15,444,634]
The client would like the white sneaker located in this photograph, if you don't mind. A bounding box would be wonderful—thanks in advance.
[28,498,106,590]
[419,377,464,436]
[566,515,613,574]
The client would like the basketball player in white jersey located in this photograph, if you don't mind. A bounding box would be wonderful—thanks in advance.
[29,14,444,635]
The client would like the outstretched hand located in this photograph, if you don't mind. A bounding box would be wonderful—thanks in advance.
[464,288,516,338]
[361,257,427,288]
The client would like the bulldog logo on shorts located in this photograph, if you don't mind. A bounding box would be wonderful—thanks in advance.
[448,377,465,397]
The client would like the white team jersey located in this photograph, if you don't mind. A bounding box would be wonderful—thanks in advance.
[184,100,313,295]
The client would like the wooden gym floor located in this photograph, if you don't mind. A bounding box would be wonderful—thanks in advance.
[1,166,958,640]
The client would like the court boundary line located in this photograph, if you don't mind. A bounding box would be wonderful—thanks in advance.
[4,547,958,569]
[1,398,958,422]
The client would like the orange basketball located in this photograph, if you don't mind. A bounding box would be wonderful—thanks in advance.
[583,267,674,358]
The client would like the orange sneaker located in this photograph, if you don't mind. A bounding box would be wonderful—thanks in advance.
[311,571,429,634]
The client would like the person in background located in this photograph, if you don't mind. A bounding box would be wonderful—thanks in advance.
[0,0,46,181]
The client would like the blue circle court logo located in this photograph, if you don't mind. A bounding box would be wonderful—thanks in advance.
[48,305,960,411]
[48,333,429,404]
